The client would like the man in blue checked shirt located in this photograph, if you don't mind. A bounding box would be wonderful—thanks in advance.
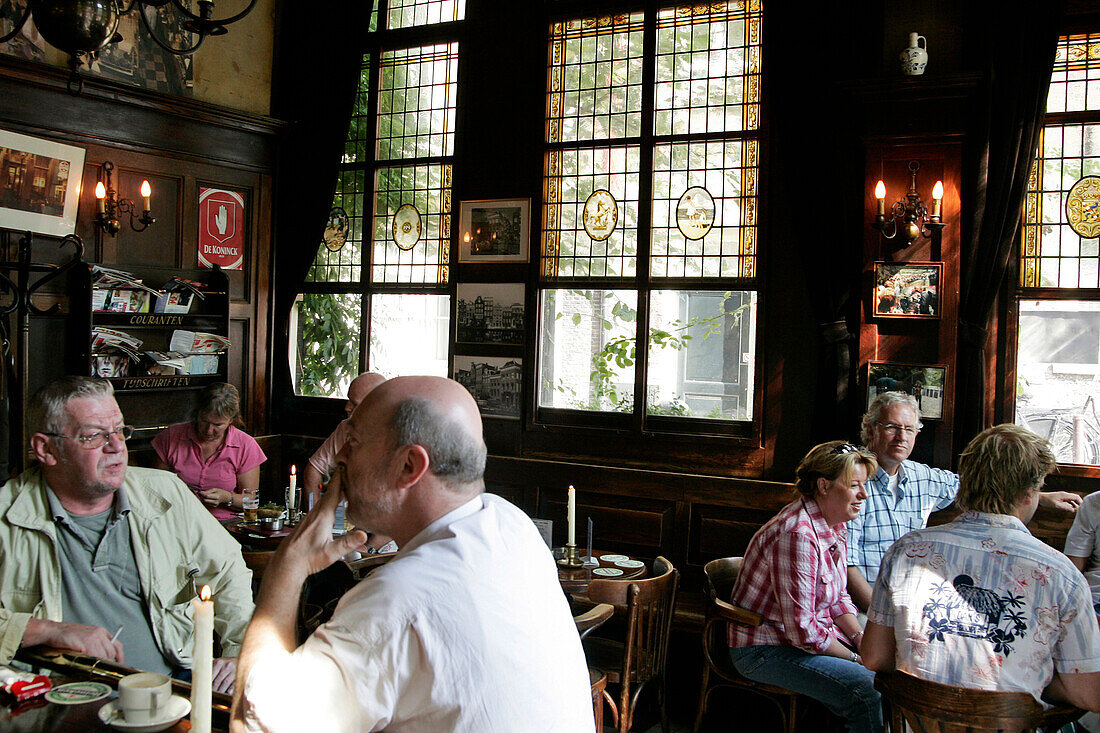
[846,392,1082,612]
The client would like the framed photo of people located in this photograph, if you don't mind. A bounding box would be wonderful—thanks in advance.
[0,129,85,237]
[872,261,941,319]
[866,361,947,420]
[457,198,530,263]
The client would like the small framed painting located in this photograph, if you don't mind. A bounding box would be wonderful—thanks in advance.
[456,283,525,345]
[0,129,85,237]
[873,262,941,318]
[453,355,522,419]
[867,361,947,420]
[458,198,530,263]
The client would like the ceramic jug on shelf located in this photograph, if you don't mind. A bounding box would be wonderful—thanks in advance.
[900,32,928,76]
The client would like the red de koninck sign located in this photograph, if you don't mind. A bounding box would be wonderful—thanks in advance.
[198,187,246,270]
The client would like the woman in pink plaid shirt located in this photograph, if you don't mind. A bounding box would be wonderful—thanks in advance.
[728,441,883,733]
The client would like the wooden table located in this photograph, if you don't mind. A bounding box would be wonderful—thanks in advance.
[558,550,647,593]
[224,517,294,550]
[4,648,231,732]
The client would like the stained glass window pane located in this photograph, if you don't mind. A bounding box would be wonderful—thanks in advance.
[386,0,465,29]
[377,43,459,160]
[544,146,640,278]
[547,12,645,144]
[651,139,757,278]
[371,164,451,284]
[343,59,372,165]
[654,1,761,136]
[307,170,367,283]
[538,289,637,412]
[1047,34,1100,114]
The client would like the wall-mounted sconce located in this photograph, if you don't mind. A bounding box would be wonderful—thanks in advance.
[872,160,945,247]
[94,161,155,236]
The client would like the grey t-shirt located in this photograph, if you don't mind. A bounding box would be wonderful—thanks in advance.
[48,487,171,675]
[1065,491,1100,608]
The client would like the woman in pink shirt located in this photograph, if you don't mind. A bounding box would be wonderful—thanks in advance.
[152,382,266,520]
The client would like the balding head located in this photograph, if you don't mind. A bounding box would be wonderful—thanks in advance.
[345,372,387,418]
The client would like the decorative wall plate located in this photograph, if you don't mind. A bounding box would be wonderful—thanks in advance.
[392,204,422,250]
[1066,175,1100,238]
[582,189,618,241]
[322,207,350,252]
[676,186,715,240]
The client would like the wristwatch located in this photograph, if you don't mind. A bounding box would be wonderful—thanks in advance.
[849,651,860,663]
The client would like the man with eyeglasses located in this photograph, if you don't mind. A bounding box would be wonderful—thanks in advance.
[846,391,1082,612]
[0,376,253,692]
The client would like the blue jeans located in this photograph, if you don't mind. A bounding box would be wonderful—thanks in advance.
[730,645,883,733]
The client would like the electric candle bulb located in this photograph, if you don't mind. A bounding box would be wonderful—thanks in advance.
[95,182,106,214]
[874,180,886,216]
[140,180,151,212]
[931,180,943,218]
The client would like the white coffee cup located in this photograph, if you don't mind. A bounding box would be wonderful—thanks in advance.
[118,672,172,724]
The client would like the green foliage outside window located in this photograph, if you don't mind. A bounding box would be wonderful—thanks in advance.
[295,293,362,397]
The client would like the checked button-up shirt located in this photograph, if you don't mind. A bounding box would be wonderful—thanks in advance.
[846,460,958,584]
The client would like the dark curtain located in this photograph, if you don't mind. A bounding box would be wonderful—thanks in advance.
[955,0,1063,451]
[268,0,373,425]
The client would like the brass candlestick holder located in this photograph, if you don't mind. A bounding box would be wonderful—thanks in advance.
[557,543,584,568]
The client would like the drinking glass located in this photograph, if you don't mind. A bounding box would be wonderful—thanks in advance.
[242,487,259,522]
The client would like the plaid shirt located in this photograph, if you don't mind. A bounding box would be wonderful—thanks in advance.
[846,460,958,583]
[728,497,858,653]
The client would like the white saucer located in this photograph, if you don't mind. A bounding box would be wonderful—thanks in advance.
[97,694,192,732]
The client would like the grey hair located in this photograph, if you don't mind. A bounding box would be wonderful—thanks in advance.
[29,376,115,438]
[388,397,486,490]
[860,391,923,444]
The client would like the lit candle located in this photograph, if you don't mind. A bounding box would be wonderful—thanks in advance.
[140,180,152,213]
[190,585,213,733]
[932,180,943,219]
[567,485,576,546]
[95,182,106,214]
[288,464,297,513]
[874,180,886,216]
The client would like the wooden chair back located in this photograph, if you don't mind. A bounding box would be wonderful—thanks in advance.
[874,671,1084,733]
[585,556,679,733]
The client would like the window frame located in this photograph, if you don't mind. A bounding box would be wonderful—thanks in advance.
[534,2,765,441]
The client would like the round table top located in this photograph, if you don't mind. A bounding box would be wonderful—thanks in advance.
[558,550,647,593]
[224,518,295,549]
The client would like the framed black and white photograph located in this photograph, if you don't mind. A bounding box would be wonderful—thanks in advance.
[453,356,522,419]
[867,361,947,420]
[873,261,941,318]
[458,198,530,263]
[456,283,525,345]
[0,129,85,237]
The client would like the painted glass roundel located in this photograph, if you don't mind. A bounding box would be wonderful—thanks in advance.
[322,207,350,252]
[1066,176,1100,239]
[391,204,422,250]
[676,187,715,240]
[582,189,618,241]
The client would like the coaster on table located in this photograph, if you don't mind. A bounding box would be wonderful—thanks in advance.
[599,554,628,562]
[592,567,624,577]
[45,681,112,704]
[615,559,645,569]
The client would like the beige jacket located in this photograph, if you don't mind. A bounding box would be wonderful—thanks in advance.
[0,466,253,667]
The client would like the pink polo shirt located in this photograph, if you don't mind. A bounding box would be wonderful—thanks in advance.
[151,422,266,520]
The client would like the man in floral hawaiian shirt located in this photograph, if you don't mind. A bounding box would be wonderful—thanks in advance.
[862,424,1100,712]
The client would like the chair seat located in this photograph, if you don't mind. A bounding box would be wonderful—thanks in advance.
[584,637,626,685]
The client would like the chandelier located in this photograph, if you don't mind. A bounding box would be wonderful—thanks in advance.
[0,0,257,92]
[872,160,946,247]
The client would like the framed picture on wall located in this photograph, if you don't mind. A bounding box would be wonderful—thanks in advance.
[867,361,947,420]
[457,198,530,263]
[872,261,941,318]
[0,129,85,237]
[455,283,525,345]
[453,355,522,419]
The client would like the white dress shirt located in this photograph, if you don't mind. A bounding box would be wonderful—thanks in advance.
[242,493,595,732]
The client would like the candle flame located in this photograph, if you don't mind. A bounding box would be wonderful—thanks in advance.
[932,181,943,200]
[568,484,574,490]
[874,180,886,200]
[463,232,470,242]
[140,180,151,197]
[290,464,297,475]
[200,585,211,601]
[95,182,106,199]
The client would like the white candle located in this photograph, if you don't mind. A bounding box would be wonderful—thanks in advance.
[190,585,213,733]
[567,485,576,546]
[288,464,297,511]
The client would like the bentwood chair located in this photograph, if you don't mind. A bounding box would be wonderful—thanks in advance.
[583,556,679,733]
[693,557,802,733]
[574,602,616,733]
[874,671,1085,733]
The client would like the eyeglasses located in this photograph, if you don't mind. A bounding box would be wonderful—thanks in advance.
[876,421,920,436]
[45,425,133,449]
[830,442,860,455]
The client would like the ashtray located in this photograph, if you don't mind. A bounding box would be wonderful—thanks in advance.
[258,516,284,531]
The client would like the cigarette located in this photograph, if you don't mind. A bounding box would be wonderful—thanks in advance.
[109,626,123,644]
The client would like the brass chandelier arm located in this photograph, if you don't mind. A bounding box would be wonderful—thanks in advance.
[0,3,32,44]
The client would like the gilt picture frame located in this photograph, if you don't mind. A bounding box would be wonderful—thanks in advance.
[457,198,530,263]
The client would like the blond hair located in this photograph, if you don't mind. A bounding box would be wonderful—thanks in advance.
[794,440,878,498]
[957,424,1055,514]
